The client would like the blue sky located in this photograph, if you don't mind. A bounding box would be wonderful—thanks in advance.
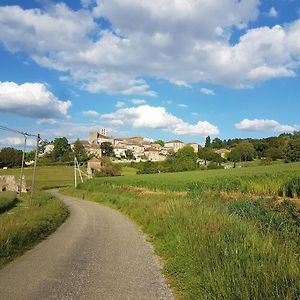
[0,0,299,147]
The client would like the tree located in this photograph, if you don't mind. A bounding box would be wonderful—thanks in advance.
[205,136,211,148]
[283,138,300,162]
[38,139,50,154]
[198,147,215,165]
[73,139,88,163]
[235,141,256,161]
[154,140,165,147]
[100,142,114,157]
[125,149,134,159]
[264,147,282,161]
[52,137,71,162]
[0,147,23,168]
[174,146,198,171]
[211,138,223,149]
[25,150,36,161]
[227,148,241,168]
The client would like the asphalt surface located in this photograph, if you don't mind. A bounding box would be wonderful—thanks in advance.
[0,190,173,300]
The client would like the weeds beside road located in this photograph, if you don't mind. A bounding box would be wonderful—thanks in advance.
[63,162,300,299]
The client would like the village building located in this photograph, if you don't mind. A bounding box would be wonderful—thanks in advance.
[187,143,199,153]
[113,144,127,158]
[126,144,144,158]
[144,147,166,162]
[71,140,102,158]
[214,148,231,159]
[165,140,185,153]
[87,157,102,176]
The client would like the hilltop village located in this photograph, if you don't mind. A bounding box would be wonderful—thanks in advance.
[43,128,199,162]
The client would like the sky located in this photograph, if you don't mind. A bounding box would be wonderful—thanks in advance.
[0,0,299,147]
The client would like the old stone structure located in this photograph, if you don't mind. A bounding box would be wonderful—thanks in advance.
[0,175,27,193]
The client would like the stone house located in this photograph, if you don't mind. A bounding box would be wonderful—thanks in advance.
[165,140,185,152]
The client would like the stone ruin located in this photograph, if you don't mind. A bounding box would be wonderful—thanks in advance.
[0,175,28,193]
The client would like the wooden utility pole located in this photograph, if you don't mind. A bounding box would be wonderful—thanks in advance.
[19,135,27,196]
[30,134,40,205]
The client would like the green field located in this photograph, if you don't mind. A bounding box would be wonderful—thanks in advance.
[0,165,76,189]
[63,161,300,300]
[91,161,300,195]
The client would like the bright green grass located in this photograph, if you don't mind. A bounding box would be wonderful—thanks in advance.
[120,166,138,176]
[87,161,300,195]
[0,192,69,268]
[0,165,76,189]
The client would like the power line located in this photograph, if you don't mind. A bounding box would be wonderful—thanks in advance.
[0,124,39,138]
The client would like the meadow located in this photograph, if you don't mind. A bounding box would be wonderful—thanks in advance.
[63,161,300,300]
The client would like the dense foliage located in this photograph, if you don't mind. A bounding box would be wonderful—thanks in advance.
[0,147,23,168]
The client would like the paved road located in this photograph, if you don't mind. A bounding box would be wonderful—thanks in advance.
[0,190,173,300]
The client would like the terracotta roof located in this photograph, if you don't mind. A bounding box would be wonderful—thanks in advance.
[145,147,159,152]
[166,140,184,144]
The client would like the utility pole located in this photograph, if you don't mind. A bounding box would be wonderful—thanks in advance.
[30,134,40,205]
[74,156,77,188]
[74,156,83,188]
[19,135,27,196]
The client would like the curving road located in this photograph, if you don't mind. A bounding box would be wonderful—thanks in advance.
[0,190,173,300]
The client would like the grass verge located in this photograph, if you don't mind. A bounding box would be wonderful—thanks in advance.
[62,180,300,300]
[0,192,18,214]
[0,192,69,268]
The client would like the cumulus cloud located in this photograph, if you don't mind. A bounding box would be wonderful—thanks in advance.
[82,110,101,118]
[1,1,300,94]
[130,99,147,105]
[37,119,57,125]
[0,82,71,119]
[1,137,36,147]
[235,118,297,132]
[268,7,278,18]
[201,88,215,95]
[115,101,126,108]
[102,105,219,136]
[178,104,188,108]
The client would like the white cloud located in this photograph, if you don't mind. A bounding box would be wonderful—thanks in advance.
[2,2,300,93]
[268,7,278,18]
[235,118,297,132]
[0,82,71,119]
[115,101,126,108]
[192,112,199,116]
[170,80,192,88]
[1,137,36,147]
[102,105,219,136]
[178,104,188,108]
[130,99,147,105]
[37,119,57,125]
[82,110,101,118]
[201,88,215,95]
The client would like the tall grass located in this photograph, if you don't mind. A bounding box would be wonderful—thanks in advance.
[0,192,18,214]
[0,192,69,268]
[90,161,300,195]
[63,180,300,300]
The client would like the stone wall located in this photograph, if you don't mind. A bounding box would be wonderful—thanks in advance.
[0,175,27,192]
